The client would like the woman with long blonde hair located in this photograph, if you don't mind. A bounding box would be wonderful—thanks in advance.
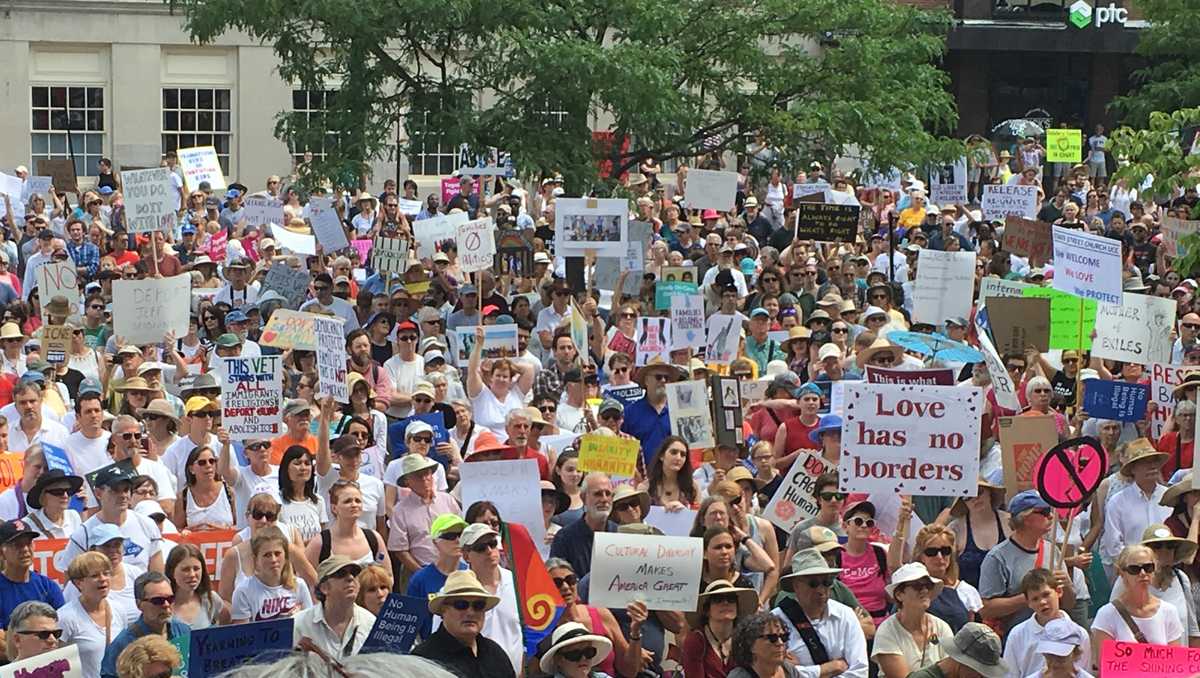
[231,525,313,623]
[912,524,982,632]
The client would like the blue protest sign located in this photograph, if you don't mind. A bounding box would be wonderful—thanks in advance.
[388,413,451,458]
[188,618,294,678]
[1082,379,1150,423]
[360,594,429,655]
[42,443,73,474]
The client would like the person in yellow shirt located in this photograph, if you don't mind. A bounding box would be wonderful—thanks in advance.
[898,191,928,229]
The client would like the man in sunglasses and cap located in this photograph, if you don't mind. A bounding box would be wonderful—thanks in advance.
[412,569,513,678]
[61,460,164,574]
[771,548,868,677]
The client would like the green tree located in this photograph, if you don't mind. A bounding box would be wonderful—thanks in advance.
[1111,0,1200,127]
[169,0,961,189]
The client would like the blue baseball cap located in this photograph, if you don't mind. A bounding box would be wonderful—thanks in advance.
[97,186,114,196]
[78,378,102,396]
[750,307,770,319]
[225,309,249,324]
[809,414,843,443]
[1008,489,1050,516]
[181,224,197,235]
[225,188,241,200]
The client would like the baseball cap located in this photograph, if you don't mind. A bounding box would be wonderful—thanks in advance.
[459,522,499,548]
[430,514,468,539]
[1008,489,1050,516]
[0,520,39,544]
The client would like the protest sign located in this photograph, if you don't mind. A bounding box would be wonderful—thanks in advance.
[712,375,744,448]
[361,594,429,654]
[414,212,469,259]
[929,158,967,206]
[684,169,738,212]
[1046,129,1082,163]
[313,315,348,402]
[984,297,1050,353]
[37,260,80,311]
[440,177,461,205]
[1093,293,1175,364]
[670,293,706,350]
[635,317,672,366]
[0,643,82,678]
[268,223,316,256]
[588,532,703,611]
[42,324,72,364]
[0,453,24,496]
[865,367,955,386]
[307,197,350,251]
[207,229,229,261]
[1098,638,1200,678]
[763,453,836,531]
[654,266,699,310]
[912,250,975,325]
[22,176,53,202]
[998,415,1058,496]
[1161,216,1200,257]
[0,174,23,220]
[981,184,1038,219]
[1002,216,1053,261]
[840,383,982,497]
[261,265,310,309]
[792,181,832,201]
[372,236,409,275]
[243,196,285,229]
[1082,379,1150,423]
[350,239,372,263]
[460,459,544,551]
[1022,287,1096,350]
[397,198,422,216]
[556,198,628,256]
[644,506,698,537]
[1150,363,1200,438]
[794,203,860,242]
[36,158,77,193]
[978,277,1033,304]
[391,413,451,456]
[123,168,176,233]
[1051,226,1122,305]
[188,618,293,678]
[974,316,1021,410]
[578,433,640,477]
[456,217,496,273]
[453,324,518,366]
[258,309,318,350]
[220,356,283,439]
[177,146,226,191]
[706,313,742,365]
[666,380,714,449]
[113,274,190,345]
[1035,437,1106,515]
[741,379,769,405]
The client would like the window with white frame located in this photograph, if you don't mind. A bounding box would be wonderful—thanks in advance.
[408,108,459,176]
[30,85,106,179]
[161,87,232,174]
[290,90,340,163]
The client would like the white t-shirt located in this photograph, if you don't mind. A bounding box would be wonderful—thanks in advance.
[279,496,328,544]
[1003,610,1091,678]
[1093,600,1184,645]
[25,507,82,539]
[63,563,144,623]
[212,282,261,309]
[231,574,314,622]
[65,431,112,476]
[163,433,220,490]
[58,598,133,678]
[469,387,525,437]
[59,512,163,573]
[317,471,385,530]
[383,355,424,397]
[231,463,281,529]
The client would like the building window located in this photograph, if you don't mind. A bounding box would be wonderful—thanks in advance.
[290,90,339,163]
[30,85,106,179]
[409,110,459,176]
[162,87,232,174]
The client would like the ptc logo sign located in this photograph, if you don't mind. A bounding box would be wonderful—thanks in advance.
[1069,0,1128,28]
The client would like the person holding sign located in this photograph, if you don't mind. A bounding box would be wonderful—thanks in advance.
[1090,544,1184,666]
[292,555,377,660]
[466,326,535,437]
[412,569,515,678]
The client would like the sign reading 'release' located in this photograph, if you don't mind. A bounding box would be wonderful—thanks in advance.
[123,168,176,233]
[1051,225,1122,305]
[588,532,703,611]
[981,184,1038,220]
[840,383,982,497]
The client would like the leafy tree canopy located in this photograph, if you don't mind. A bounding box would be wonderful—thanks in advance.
[1112,0,1200,127]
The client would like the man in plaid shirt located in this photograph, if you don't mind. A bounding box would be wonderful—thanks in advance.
[66,219,100,280]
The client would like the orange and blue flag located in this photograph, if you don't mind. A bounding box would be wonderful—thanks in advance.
[502,521,565,654]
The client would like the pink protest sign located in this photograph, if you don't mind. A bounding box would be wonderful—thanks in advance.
[350,239,372,263]
[1035,436,1106,517]
[1099,638,1200,677]
[208,229,228,262]
[441,177,461,205]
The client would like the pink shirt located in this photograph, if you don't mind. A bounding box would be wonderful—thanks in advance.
[840,545,889,621]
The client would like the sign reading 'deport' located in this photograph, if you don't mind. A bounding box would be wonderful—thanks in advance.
[839,383,982,497]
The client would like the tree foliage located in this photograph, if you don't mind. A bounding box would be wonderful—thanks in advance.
[1111,0,1200,127]
[168,0,961,189]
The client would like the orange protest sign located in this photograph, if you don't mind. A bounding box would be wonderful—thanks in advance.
[0,453,24,495]
[31,529,237,585]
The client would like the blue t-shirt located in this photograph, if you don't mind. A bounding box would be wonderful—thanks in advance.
[0,571,65,628]
[406,561,467,639]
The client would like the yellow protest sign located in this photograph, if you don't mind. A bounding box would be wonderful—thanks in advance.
[1046,129,1082,163]
[578,434,640,478]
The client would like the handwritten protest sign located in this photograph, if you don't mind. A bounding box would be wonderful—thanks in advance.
[578,434,640,477]
[998,415,1058,496]
[1022,287,1096,350]
[188,618,293,678]
[42,324,72,364]
[37,260,80,311]
[220,356,283,439]
[243,196,285,229]
[589,533,703,611]
[865,367,955,386]
[453,324,518,366]
[269,223,316,256]
[1046,129,1082,163]
[1150,363,1200,438]
[1002,216,1053,261]
[985,297,1050,353]
[666,380,714,449]
[644,506,699,537]
[460,459,544,552]
[36,158,77,193]
[414,212,469,259]
[706,313,742,365]
[684,169,738,212]
[372,236,409,275]
[361,594,429,654]
[177,146,226,191]
[261,265,310,309]
[0,643,82,678]
[123,168,176,233]
[1099,639,1200,678]
[670,293,706,350]
[113,274,190,345]
[307,197,350,251]
[313,315,348,402]
[1093,293,1175,364]
[794,203,860,242]
[1082,380,1150,423]
[457,217,496,273]
[840,383,982,497]
[792,181,832,201]
[975,315,1021,410]
[982,184,1038,220]
[929,158,967,206]
[979,277,1033,304]
[1051,226,1122,305]
[258,309,318,350]
[1162,216,1200,258]
[912,250,975,325]
[654,266,699,310]
[350,238,372,264]
[763,453,836,531]
[22,176,53,202]
[635,317,672,366]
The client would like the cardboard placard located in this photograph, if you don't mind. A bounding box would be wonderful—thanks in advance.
[588,532,703,611]
[177,145,226,191]
[975,316,1021,411]
[978,277,1034,304]
[1002,216,1053,261]
[794,203,860,243]
[1092,293,1176,365]
[555,197,629,256]
[123,167,177,233]
[313,315,348,402]
[243,196,285,229]
[1022,287,1096,351]
[670,293,706,350]
[712,375,744,448]
[37,260,81,312]
[654,265,699,310]
[493,230,536,277]
[1051,225,1123,305]
[459,459,544,552]
[360,594,429,655]
[864,367,956,386]
[1082,380,1150,422]
[792,181,832,201]
[763,453,836,532]
[634,317,671,367]
[307,197,350,251]
[413,212,468,259]
[911,250,976,325]
[220,356,284,439]
[1161,216,1200,258]
[705,313,742,365]
[456,217,496,273]
[188,618,293,678]
[1149,363,1200,439]
[929,158,967,206]
[372,236,409,275]
[998,415,1058,496]
[42,324,73,364]
[684,169,739,212]
[36,158,77,193]
[578,433,641,478]
[0,453,25,496]
[112,274,190,345]
[258,308,319,350]
[666,380,714,449]
[981,184,1038,220]
[840,383,983,497]
[984,297,1050,353]
[261,265,310,309]
[1098,639,1198,678]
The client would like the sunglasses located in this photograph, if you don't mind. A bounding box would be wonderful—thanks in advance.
[832,327,848,334]
[849,516,875,528]
[410,435,433,444]
[819,492,846,502]
[193,458,217,467]
[251,510,278,521]
[190,411,216,418]
[145,595,175,607]
[1006,364,1025,372]
[449,599,489,611]
[17,629,64,641]
[553,574,579,588]
[246,442,270,451]
[42,487,72,498]
[902,580,935,592]
[614,501,640,512]
[1185,324,1200,330]
[923,546,953,558]
[560,646,599,662]
[619,312,637,318]
[398,335,418,342]
[470,540,499,553]
[538,405,557,413]
[438,531,462,541]
[803,577,834,589]
[1124,563,1156,576]
[709,593,740,605]
[600,412,622,421]
[758,632,792,643]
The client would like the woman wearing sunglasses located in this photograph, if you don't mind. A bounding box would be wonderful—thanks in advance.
[231,524,313,624]
[58,553,128,678]
[872,563,954,678]
[682,579,759,678]
[538,621,617,678]
[726,612,804,678]
[24,466,84,539]
[6,601,63,664]
[545,558,645,677]
[1107,524,1199,647]
[218,493,316,604]
[913,524,982,633]
[840,500,894,626]
[174,446,234,532]
[1091,544,1184,666]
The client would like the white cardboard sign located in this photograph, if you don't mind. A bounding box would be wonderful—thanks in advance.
[929,158,968,206]
[177,145,226,191]
[1051,225,1123,306]
[588,532,703,611]
[1093,293,1176,365]
[684,169,739,212]
[456,217,496,273]
[313,315,349,402]
[243,196,286,229]
[37,261,81,310]
[459,459,545,554]
[981,184,1037,220]
[763,453,836,532]
[413,212,469,259]
[112,274,190,345]
[220,355,284,439]
[670,293,706,350]
[912,250,976,325]
[0,644,82,678]
[122,167,176,233]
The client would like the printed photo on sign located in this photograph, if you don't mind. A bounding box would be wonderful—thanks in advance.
[453,325,519,366]
[634,317,672,366]
[555,198,628,256]
[666,380,714,449]
[414,212,469,259]
[929,158,967,206]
